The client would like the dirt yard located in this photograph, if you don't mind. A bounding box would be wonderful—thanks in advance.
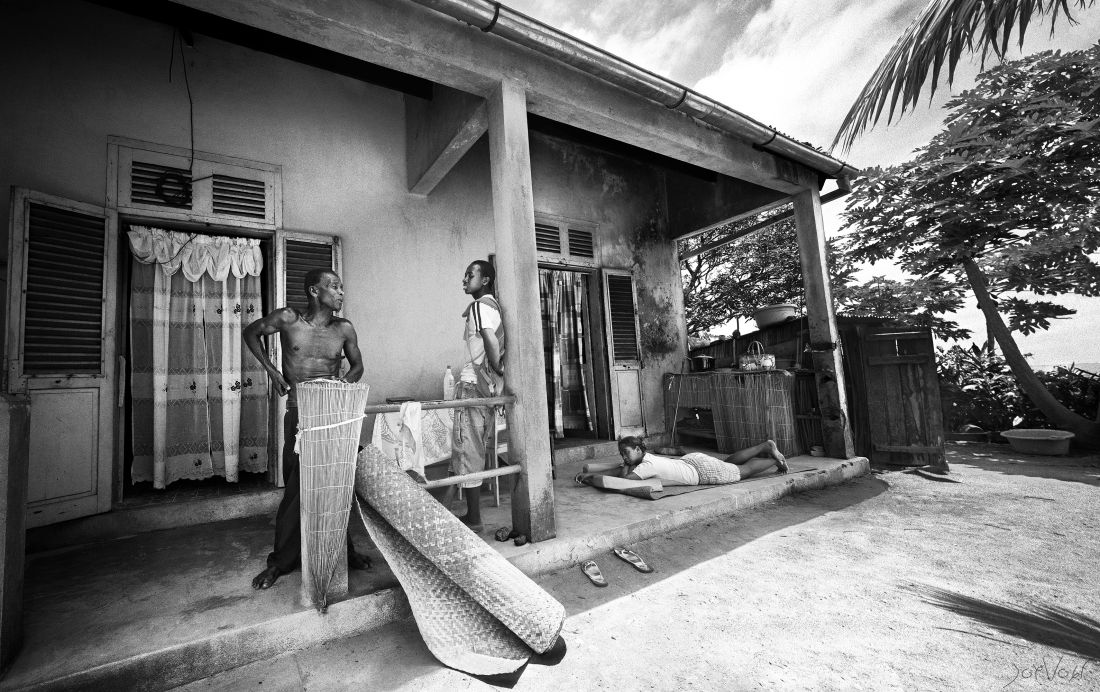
[181,444,1100,691]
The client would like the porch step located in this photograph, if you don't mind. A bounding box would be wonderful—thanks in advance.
[3,454,868,691]
[25,488,282,554]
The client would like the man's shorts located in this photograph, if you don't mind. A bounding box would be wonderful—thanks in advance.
[680,452,741,485]
[450,381,492,488]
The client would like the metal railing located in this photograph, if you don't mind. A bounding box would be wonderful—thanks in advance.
[362,395,521,493]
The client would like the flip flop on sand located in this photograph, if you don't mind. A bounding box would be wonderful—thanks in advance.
[612,547,653,573]
[581,560,608,587]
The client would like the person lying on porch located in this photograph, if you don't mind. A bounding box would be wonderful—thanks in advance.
[440,259,506,533]
[243,269,372,590]
[614,435,788,486]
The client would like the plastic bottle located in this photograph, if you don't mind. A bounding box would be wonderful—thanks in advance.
[443,365,455,400]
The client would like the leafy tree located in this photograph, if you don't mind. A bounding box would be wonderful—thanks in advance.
[832,275,970,341]
[680,210,807,334]
[840,45,1100,446]
[833,0,1096,151]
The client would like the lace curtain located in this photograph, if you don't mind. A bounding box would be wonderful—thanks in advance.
[128,227,269,488]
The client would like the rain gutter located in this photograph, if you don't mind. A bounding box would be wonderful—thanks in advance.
[408,0,859,182]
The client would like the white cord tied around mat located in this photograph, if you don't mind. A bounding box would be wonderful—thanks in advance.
[294,413,367,454]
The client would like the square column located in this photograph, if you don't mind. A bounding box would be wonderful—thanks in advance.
[793,187,855,458]
[486,79,556,541]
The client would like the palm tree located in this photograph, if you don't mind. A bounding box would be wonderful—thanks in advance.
[832,0,1095,152]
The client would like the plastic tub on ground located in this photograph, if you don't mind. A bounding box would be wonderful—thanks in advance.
[1000,428,1074,456]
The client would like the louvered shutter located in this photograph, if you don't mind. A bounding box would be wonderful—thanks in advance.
[22,204,107,374]
[534,213,599,267]
[284,238,339,314]
[112,138,281,230]
[605,272,641,363]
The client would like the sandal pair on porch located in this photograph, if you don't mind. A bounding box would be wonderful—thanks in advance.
[581,547,652,587]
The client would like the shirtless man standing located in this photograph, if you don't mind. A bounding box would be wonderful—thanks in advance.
[243,269,370,590]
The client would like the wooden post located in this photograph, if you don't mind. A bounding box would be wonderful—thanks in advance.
[486,79,556,542]
[793,187,855,458]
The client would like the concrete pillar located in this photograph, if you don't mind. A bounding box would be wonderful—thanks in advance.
[793,187,855,458]
[0,395,29,671]
[485,79,556,542]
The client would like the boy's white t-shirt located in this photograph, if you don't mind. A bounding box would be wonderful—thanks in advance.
[460,296,504,387]
[630,452,699,486]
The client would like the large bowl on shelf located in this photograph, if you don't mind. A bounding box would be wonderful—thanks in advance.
[753,303,798,329]
[1000,428,1074,456]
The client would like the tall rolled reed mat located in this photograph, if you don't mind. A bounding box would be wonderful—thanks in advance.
[354,444,565,675]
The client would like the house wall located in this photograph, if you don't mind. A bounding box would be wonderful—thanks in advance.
[1,0,689,446]
[530,133,687,435]
[0,0,495,422]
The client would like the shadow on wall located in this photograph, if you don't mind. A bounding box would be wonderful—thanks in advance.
[904,582,1100,662]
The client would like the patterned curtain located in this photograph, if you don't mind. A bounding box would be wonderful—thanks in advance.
[539,269,593,437]
[128,227,269,489]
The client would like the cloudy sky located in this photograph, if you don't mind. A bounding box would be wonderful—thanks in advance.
[508,0,1100,366]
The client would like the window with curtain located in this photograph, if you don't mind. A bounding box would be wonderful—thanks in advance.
[127,226,269,489]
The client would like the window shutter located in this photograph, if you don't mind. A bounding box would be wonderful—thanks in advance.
[605,272,640,363]
[112,138,280,230]
[281,234,341,317]
[534,213,599,267]
[23,203,108,375]
[535,221,562,254]
[567,227,595,259]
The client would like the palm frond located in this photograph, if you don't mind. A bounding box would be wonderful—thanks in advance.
[831,0,1095,153]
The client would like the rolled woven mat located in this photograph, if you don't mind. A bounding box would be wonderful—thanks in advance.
[354,444,565,673]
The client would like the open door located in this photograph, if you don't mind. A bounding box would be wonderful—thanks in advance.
[271,231,341,486]
[601,269,645,437]
[5,189,118,527]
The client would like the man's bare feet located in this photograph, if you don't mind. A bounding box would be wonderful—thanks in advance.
[252,566,281,590]
[348,548,372,570]
[765,440,788,474]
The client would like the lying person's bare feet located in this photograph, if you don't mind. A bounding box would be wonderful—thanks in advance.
[348,548,372,570]
[252,566,282,590]
[765,440,788,474]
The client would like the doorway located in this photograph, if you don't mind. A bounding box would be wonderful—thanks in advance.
[120,225,273,501]
[538,268,602,446]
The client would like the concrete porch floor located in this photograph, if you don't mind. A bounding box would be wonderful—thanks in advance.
[1,447,867,691]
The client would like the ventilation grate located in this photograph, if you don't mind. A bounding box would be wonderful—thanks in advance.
[23,204,105,374]
[130,161,193,208]
[567,228,595,258]
[212,174,267,219]
[285,240,335,315]
[535,222,562,254]
[606,274,639,362]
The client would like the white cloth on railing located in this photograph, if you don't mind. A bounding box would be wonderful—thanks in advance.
[398,401,426,478]
[371,407,454,471]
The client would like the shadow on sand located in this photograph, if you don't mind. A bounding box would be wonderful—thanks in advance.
[946,444,1100,487]
[905,582,1100,661]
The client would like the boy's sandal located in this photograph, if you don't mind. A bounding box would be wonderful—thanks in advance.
[581,560,608,587]
[612,547,653,573]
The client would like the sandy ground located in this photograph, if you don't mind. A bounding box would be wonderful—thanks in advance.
[179,444,1100,692]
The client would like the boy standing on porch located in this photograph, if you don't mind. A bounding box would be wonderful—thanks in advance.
[442,260,506,532]
[242,269,371,590]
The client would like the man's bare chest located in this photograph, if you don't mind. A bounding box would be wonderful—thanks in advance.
[281,323,344,361]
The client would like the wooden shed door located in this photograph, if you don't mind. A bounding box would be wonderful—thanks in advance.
[863,328,945,467]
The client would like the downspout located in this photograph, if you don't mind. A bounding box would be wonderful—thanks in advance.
[409,0,859,181]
